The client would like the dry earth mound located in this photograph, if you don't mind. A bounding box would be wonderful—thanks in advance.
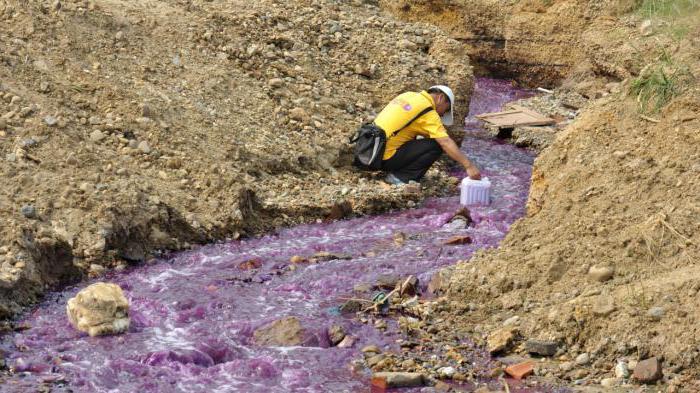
[379,0,700,388]
[0,0,473,319]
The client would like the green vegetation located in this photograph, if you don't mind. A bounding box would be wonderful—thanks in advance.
[630,53,694,113]
[633,0,700,17]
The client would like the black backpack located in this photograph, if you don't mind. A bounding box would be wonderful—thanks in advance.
[349,106,433,171]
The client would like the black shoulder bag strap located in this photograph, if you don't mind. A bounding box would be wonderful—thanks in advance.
[388,106,434,139]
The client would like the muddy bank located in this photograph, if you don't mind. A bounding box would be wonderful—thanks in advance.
[0,0,476,320]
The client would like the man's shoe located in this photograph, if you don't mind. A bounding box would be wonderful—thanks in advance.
[384,173,406,186]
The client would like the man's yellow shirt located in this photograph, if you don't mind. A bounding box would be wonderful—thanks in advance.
[373,90,449,160]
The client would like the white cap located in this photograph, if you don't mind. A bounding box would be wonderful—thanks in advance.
[429,85,455,126]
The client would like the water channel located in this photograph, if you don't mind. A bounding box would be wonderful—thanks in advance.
[1,78,539,392]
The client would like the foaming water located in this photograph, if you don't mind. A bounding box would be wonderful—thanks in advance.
[0,79,543,392]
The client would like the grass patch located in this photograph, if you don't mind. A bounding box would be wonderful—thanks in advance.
[630,52,694,113]
[633,0,700,17]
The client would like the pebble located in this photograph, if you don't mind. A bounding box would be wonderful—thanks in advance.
[559,361,574,371]
[633,357,663,383]
[588,265,614,282]
[592,296,616,316]
[88,264,106,277]
[362,345,381,354]
[502,315,520,326]
[328,325,346,346]
[44,115,58,126]
[20,138,37,148]
[20,205,37,219]
[268,78,284,88]
[366,354,385,368]
[575,353,590,365]
[137,141,151,154]
[647,306,665,321]
[615,361,630,378]
[525,339,559,357]
[90,129,106,142]
[372,372,425,388]
[437,366,455,378]
[337,335,356,348]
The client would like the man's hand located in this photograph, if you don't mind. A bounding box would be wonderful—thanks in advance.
[435,137,482,180]
[465,165,481,180]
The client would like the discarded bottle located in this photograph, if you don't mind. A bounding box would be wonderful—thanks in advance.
[460,177,491,206]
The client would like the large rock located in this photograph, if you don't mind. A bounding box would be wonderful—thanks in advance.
[633,357,663,384]
[253,317,320,347]
[487,327,518,354]
[66,282,130,337]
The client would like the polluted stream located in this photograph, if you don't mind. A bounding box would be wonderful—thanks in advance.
[1,79,549,392]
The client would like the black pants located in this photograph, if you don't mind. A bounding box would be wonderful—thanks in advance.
[382,139,442,182]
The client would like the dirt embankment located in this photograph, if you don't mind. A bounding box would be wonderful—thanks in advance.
[379,0,700,388]
[381,0,661,88]
[0,0,474,320]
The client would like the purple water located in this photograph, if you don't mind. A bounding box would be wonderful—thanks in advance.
[0,79,539,392]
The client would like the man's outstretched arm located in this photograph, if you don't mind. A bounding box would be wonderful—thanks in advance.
[434,137,482,180]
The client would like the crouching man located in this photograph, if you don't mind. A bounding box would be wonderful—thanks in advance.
[364,85,481,185]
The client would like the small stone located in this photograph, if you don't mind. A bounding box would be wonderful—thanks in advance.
[253,317,318,347]
[115,31,124,40]
[503,315,520,326]
[20,205,37,219]
[372,372,425,388]
[647,306,665,321]
[339,299,362,314]
[337,335,356,348]
[44,115,58,126]
[600,377,619,387]
[633,357,663,384]
[79,182,93,193]
[268,78,284,88]
[88,264,105,277]
[559,361,574,371]
[640,19,653,36]
[615,361,630,379]
[525,340,559,357]
[437,366,456,378]
[575,353,591,366]
[20,138,37,148]
[401,359,416,369]
[289,107,309,123]
[366,354,385,368]
[487,327,518,354]
[361,345,381,355]
[290,255,307,264]
[328,325,346,346]
[89,129,105,142]
[137,141,151,154]
[588,265,614,282]
[592,296,617,316]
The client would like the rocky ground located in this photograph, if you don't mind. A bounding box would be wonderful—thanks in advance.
[0,0,473,320]
[2,0,700,391]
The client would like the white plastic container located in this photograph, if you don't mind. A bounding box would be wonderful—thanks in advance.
[460,177,491,206]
